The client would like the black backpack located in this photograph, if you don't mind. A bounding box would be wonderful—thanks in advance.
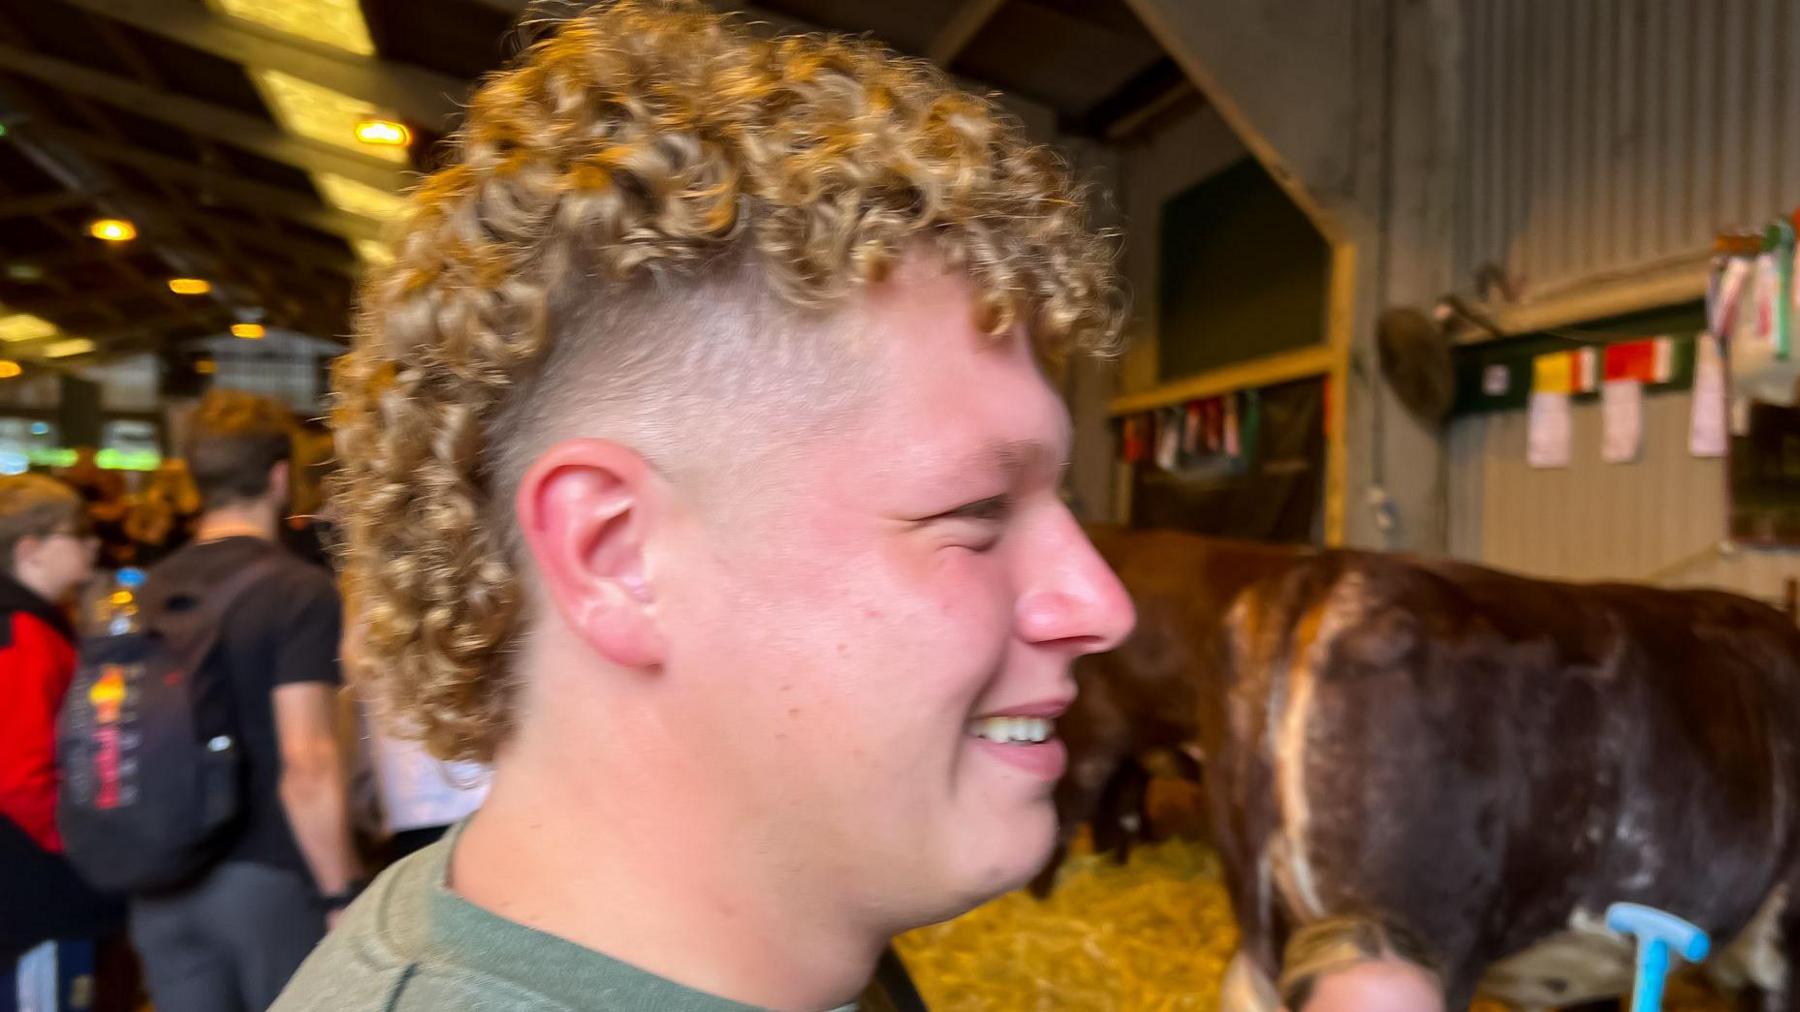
[55,553,282,894]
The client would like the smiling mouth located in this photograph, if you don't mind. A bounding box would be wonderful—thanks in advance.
[966,716,1054,744]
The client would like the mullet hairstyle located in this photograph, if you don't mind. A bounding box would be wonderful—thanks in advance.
[331,0,1125,762]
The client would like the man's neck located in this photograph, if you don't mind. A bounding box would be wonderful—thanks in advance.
[453,732,882,1011]
[195,501,279,544]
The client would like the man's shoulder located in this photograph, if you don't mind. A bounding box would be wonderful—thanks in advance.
[273,841,574,1012]
[157,539,336,598]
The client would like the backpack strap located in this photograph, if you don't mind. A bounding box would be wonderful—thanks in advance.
[142,547,290,685]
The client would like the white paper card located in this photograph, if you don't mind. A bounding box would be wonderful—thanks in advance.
[1527,390,1571,468]
[1482,364,1510,396]
[1690,331,1729,456]
[1601,379,1642,463]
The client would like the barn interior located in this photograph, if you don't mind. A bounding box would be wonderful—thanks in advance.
[2,0,1798,1010]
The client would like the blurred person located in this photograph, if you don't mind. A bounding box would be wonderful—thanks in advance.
[340,589,490,868]
[124,459,202,566]
[0,475,123,1009]
[126,390,360,1012]
[275,2,1133,1009]
[58,450,131,570]
[282,423,338,570]
[1277,919,1446,1012]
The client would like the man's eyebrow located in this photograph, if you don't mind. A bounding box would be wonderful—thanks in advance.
[976,439,1063,480]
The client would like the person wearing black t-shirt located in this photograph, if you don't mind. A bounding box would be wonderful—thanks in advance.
[127,391,361,1012]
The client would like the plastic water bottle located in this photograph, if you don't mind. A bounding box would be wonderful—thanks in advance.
[94,567,146,637]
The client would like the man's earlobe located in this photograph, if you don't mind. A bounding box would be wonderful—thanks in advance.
[516,439,667,670]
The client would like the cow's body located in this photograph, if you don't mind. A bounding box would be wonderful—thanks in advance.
[1211,549,1800,1010]
[1037,529,1306,891]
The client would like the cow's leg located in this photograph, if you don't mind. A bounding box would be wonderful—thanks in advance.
[1090,760,1149,865]
[1742,877,1800,1011]
[1028,745,1126,898]
[1219,949,1279,1012]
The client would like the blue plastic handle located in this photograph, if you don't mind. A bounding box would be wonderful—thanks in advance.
[1606,903,1710,1012]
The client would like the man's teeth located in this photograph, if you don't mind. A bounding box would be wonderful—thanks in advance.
[968,716,1054,744]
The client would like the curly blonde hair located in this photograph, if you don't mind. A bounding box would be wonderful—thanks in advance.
[332,0,1124,762]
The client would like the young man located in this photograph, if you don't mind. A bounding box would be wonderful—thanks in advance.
[277,2,1135,1009]
[129,390,359,1012]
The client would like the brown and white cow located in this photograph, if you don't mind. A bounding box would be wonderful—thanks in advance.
[1210,549,1800,1010]
[1034,529,1306,894]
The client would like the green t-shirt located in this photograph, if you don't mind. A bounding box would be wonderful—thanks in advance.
[271,828,862,1011]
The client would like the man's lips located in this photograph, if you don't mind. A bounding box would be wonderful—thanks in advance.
[964,697,1075,780]
[970,697,1074,720]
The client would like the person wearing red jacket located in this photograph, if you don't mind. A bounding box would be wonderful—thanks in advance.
[0,473,118,1011]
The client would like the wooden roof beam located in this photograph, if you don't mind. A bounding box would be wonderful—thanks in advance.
[0,190,91,220]
[471,0,1062,138]
[0,41,408,191]
[13,123,386,242]
[54,0,468,133]
[925,0,1006,66]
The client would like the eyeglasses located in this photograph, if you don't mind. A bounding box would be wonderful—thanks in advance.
[49,521,97,542]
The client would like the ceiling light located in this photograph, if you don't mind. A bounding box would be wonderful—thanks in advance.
[231,323,266,339]
[0,314,59,343]
[4,263,43,282]
[0,361,20,379]
[207,0,375,56]
[43,338,95,359]
[195,358,218,375]
[253,70,407,163]
[313,173,409,221]
[88,218,136,242]
[168,278,213,295]
[355,118,411,147]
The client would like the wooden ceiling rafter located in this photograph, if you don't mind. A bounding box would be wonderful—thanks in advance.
[0,8,221,342]
[18,124,386,242]
[0,41,408,191]
[81,10,335,337]
[0,189,90,221]
[55,0,467,133]
[925,0,1008,66]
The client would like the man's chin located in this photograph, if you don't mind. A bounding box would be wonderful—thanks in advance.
[943,822,1059,913]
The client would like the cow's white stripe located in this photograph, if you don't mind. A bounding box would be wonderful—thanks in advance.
[1271,572,1366,923]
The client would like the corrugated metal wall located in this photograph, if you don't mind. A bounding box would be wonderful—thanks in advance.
[1448,391,1797,603]
[1457,0,1800,297]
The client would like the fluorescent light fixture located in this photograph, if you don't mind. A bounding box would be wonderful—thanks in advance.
[253,70,407,164]
[0,314,58,343]
[168,278,213,295]
[43,338,96,359]
[314,172,409,221]
[0,360,20,379]
[207,0,375,56]
[231,323,267,339]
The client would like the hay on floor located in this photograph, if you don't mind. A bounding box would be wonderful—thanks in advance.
[895,837,1237,1011]
[894,835,1734,1011]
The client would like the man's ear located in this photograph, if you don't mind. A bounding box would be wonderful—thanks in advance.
[515,438,667,670]
[268,459,291,504]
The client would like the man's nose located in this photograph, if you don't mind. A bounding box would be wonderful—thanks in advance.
[1015,514,1135,653]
